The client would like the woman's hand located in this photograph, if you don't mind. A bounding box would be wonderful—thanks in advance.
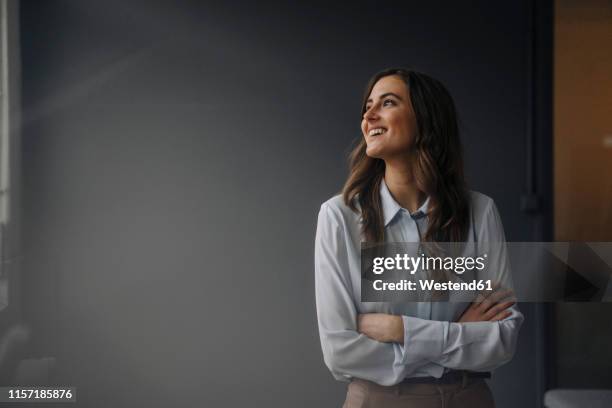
[458,287,516,323]
[357,313,404,343]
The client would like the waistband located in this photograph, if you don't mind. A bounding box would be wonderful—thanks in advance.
[401,370,491,385]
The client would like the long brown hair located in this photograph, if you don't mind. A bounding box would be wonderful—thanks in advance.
[342,68,469,243]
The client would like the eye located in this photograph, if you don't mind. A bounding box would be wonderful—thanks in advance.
[383,98,396,107]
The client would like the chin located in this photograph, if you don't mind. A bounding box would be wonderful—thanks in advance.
[365,147,385,159]
[366,147,384,159]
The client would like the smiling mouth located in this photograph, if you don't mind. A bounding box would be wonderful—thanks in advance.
[368,128,387,137]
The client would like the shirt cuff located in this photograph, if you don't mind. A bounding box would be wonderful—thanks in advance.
[400,316,448,365]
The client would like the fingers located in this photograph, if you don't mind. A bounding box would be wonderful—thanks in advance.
[461,284,517,323]
[473,293,487,304]
[357,313,383,331]
[483,299,516,321]
[489,309,513,321]
[476,288,514,313]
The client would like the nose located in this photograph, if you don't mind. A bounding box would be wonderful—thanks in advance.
[363,105,379,121]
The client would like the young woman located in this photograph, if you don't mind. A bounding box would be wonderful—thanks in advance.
[314,68,523,408]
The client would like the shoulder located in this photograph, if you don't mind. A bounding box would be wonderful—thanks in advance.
[468,190,505,240]
[318,194,360,227]
[321,194,347,211]
[468,190,496,216]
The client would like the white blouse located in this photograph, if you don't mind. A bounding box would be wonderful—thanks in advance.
[314,180,524,386]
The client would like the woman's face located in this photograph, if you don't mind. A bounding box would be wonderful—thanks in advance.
[361,75,418,160]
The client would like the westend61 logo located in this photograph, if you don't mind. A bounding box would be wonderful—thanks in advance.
[369,253,492,294]
[361,242,501,302]
[372,253,488,275]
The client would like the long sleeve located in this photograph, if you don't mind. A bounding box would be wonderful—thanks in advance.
[315,203,429,385]
[400,307,522,371]
[399,198,524,371]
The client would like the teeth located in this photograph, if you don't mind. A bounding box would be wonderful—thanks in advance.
[368,128,386,136]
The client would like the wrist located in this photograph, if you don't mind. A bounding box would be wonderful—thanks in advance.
[393,315,405,343]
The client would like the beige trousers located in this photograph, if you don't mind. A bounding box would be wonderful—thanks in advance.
[342,378,495,408]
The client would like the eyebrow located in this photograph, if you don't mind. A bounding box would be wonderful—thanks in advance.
[366,92,403,104]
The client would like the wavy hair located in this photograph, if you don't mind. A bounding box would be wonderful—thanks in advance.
[342,68,469,243]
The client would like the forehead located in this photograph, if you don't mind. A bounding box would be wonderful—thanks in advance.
[368,75,408,99]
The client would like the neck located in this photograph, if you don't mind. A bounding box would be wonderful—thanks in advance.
[384,159,426,213]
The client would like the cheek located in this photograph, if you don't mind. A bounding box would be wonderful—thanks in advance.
[395,117,415,142]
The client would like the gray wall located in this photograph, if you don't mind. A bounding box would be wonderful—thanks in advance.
[19,1,548,407]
